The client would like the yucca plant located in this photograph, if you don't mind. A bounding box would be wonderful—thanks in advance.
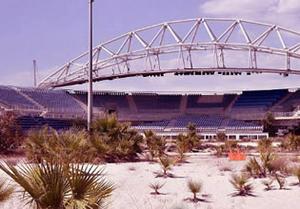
[230,174,254,196]
[0,179,14,204]
[157,156,173,178]
[244,157,264,178]
[149,181,165,195]
[0,161,114,209]
[187,179,202,202]
[144,130,166,159]
[262,179,274,191]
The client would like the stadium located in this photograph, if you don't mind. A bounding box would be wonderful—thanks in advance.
[1,10,300,209]
[1,18,300,140]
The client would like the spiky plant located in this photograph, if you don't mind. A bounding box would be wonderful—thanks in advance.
[158,156,173,177]
[293,166,300,185]
[244,157,264,178]
[187,179,202,202]
[230,174,254,196]
[262,179,274,191]
[0,162,114,209]
[0,179,14,204]
[149,181,165,195]
[144,130,166,159]
[260,151,276,176]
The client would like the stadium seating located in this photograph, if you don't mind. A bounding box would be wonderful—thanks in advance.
[18,116,72,130]
[132,93,181,110]
[0,86,38,109]
[233,89,288,109]
[187,94,236,108]
[19,88,84,113]
[74,91,129,109]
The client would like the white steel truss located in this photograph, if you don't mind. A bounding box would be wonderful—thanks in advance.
[39,18,300,88]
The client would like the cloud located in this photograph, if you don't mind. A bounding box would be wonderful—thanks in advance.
[200,0,300,30]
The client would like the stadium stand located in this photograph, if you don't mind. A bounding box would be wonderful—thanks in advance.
[232,89,288,109]
[187,94,236,108]
[73,91,129,109]
[0,86,38,110]
[19,88,84,114]
[132,93,181,111]
[18,116,72,130]
[1,85,300,139]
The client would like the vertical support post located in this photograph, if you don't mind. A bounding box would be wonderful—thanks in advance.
[87,0,94,132]
[33,60,37,87]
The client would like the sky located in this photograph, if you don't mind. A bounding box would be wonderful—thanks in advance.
[1,0,300,92]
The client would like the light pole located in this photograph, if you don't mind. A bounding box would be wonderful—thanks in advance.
[87,0,94,132]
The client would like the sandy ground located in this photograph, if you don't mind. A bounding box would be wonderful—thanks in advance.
[1,154,300,209]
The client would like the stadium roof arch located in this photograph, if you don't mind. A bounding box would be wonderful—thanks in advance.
[39,18,300,88]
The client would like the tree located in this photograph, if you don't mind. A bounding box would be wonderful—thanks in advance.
[216,132,227,142]
[262,112,277,137]
[186,123,201,149]
[0,112,22,154]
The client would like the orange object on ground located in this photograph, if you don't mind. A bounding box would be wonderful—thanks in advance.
[228,149,246,161]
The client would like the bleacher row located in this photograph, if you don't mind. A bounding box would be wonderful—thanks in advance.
[133,115,262,132]
[0,86,84,115]
[0,85,300,123]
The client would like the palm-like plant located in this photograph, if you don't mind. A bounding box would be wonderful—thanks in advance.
[187,179,202,202]
[92,116,143,162]
[0,179,14,204]
[158,156,173,178]
[230,174,254,196]
[25,127,92,164]
[0,162,114,209]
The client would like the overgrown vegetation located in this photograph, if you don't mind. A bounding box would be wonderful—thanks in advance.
[24,116,143,163]
[280,134,300,151]
[0,161,114,209]
[25,127,92,164]
[144,130,166,160]
[186,179,202,202]
[0,179,14,204]
[230,174,254,196]
[0,112,22,154]
[91,116,143,162]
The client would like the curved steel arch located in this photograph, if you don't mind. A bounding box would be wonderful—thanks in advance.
[39,18,300,88]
